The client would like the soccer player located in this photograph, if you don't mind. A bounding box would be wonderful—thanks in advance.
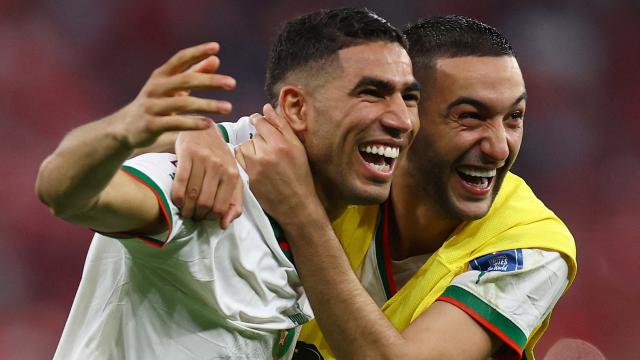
[35,8,420,359]
[179,15,577,359]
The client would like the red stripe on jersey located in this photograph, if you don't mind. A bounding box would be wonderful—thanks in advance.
[437,295,523,359]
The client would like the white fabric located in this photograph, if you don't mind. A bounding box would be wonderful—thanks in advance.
[219,116,255,144]
[54,152,312,360]
[391,253,431,289]
[360,243,568,339]
[450,248,569,338]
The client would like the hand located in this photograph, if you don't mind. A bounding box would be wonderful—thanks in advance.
[172,126,243,228]
[111,42,236,149]
[235,104,320,224]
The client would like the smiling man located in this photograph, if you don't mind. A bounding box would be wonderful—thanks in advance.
[36,8,420,359]
[228,15,577,359]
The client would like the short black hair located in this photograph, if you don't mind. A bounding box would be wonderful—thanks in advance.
[404,15,514,76]
[265,7,407,105]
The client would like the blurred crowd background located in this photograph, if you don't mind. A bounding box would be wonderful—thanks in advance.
[1,0,638,358]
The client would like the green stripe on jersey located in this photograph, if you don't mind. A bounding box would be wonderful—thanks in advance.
[374,213,393,300]
[441,285,527,351]
[217,124,230,143]
[121,165,173,238]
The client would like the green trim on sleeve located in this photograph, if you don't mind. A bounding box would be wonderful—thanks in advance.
[440,285,527,354]
[217,124,230,143]
[120,165,173,246]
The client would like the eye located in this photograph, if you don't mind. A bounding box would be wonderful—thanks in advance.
[459,112,484,121]
[509,110,524,120]
[359,88,382,98]
[402,93,420,106]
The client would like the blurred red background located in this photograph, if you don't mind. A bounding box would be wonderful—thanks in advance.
[2,0,638,358]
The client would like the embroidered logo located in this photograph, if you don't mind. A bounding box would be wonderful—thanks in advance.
[470,249,524,284]
[470,249,524,272]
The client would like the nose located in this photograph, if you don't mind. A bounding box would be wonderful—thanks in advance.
[380,93,415,138]
[481,118,510,163]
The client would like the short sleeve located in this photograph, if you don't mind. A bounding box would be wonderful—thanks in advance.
[100,153,185,248]
[437,249,569,359]
[217,116,256,145]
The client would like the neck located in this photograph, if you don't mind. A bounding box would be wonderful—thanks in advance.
[315,181,347,222]
[389,167,462,260]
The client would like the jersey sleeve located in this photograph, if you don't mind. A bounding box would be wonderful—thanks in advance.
[436,249,569,359]
[216,116,256,145]
[99,153,185,248]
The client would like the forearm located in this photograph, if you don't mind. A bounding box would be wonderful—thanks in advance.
[130,131,178,157]
[36,110,133,219]
[131,124,225,158]
[283,205,409,360]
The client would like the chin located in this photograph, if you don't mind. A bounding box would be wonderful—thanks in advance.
[347,186,390,205]
[450,198,494,221]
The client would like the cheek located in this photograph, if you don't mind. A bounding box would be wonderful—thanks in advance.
[506,131,523,158]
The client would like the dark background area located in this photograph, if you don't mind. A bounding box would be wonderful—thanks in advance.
[1,0,638,358]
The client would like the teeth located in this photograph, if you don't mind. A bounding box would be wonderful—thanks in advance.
[458,167,497,177]
[359,144,400,159]
[367,162,390,172]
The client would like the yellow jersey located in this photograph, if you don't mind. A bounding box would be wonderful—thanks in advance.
[298,172,577,360]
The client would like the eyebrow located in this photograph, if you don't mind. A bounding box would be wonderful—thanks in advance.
[350,76,421,96]
[446,92,527,112]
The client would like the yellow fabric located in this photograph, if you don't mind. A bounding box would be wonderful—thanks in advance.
[298,172,577,360]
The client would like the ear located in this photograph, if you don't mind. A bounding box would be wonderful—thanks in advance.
[277,85,309,135]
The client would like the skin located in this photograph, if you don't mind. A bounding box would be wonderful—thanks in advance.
[35,38,420,269]
[36,42,236,234]
[238,41,420,221]
[297,41,420,218]
[392,55,526,258]
[234,55,527,359]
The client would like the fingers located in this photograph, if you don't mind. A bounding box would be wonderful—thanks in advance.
[146,115,211,134]
[252,115,281,146]
[261,104,286,130]
[189,55,221,74]
[209,172,237,219]
[156,42,220,76]
[147,96,232,116]
[171,155,190,209]
[194,169,222,220]
[219,180,243,229]
[179,158,206,219]
[148,72,236,97]
[235,140,255,171]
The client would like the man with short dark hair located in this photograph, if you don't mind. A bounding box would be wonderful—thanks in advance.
[36,8,420,359]
[229,15,576,359]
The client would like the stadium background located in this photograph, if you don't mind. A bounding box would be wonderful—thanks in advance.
[1,0,638,358]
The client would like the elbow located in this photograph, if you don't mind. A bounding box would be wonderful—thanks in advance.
[35,158,55,209]
[35,158,75,219]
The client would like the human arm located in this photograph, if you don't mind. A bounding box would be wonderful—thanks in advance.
[170,113,258,223]
[36,42,235,234]
[125,53,244,227]
[127,123,243,227]
[236,106,502,359]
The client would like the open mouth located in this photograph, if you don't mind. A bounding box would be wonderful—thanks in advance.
[456,167,496,190]
[358,144,400,173]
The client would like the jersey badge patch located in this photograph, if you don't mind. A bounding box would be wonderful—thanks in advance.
[469,249,524,272]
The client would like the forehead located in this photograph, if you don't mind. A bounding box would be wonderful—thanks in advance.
[334,41,415,86]
[429,56,525,105]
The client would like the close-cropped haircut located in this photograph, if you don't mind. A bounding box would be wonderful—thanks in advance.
[265,7,407,105]
[403,15,514,77]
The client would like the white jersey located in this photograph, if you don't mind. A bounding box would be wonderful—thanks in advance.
[54,151,312,360]
[359,221,569,347]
